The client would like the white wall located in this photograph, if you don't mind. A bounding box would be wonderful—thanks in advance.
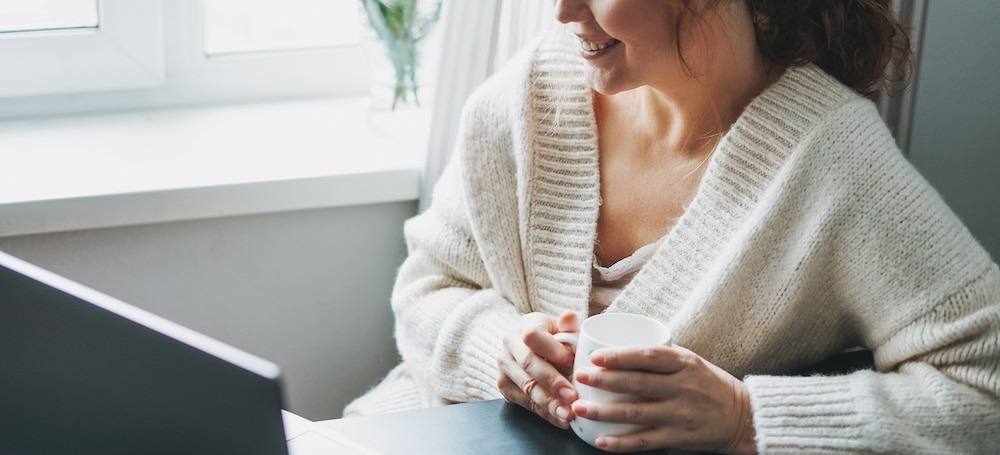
[0,200,416,420]
[908,0,1000,261]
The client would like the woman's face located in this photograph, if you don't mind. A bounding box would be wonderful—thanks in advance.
[553,0,710,95]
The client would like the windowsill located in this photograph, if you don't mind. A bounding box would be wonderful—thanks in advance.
[0,97,427,238]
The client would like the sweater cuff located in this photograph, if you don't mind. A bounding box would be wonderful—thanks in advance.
[430,288,522,402]
[744,374,871,454]
[461,309,519,399]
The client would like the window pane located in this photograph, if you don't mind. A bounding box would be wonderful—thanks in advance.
[203,0,362,55]
[0,0,99,33]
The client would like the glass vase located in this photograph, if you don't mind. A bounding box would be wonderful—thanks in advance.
[358,0,441,114]
[364,37,427,113]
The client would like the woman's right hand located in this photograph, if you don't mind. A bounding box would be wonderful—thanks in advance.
[497,311,581,429]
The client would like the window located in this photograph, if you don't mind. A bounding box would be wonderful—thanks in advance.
[0,1,164,100]
[202,0,361,55]
[0,0,371,119]
[0,0,99,33]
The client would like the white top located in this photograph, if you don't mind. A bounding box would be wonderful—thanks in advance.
[590,238,664,316]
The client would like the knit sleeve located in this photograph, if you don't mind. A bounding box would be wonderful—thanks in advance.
[388,48,540,404]
[744,101,1000,453]
[746,268,1000,454]
[390,156,522,403]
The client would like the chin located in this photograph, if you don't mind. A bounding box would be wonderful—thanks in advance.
[584,74,621,96]
[586,82,632,97]
[583,67,637,96]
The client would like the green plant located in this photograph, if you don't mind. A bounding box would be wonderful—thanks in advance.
[360,0,443,110]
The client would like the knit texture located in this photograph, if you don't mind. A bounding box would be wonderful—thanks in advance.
[345,32,1000,453]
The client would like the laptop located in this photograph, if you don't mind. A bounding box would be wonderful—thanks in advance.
[0,250,378,455]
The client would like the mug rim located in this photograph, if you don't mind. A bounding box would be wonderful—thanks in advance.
[579,312,671,347]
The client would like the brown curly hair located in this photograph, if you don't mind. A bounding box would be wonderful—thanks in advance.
[678,0,913,99]
[747,0,912,99]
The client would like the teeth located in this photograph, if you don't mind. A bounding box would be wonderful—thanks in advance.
[581,39,613,52]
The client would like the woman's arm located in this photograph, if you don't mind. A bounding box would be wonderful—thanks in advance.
[741,102,1000,453]
[746,265,1000,454]
[390,154,527,403]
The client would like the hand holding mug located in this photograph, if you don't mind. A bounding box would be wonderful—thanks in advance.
[497,311,581,429]
[552,312,672,447]
[565,328,757,454]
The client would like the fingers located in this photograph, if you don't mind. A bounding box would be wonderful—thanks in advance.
[571,346,699,421]
[590,344,692,374]
[571,345,691,399]
[568,348,754,454]
[592,427,676,453]
[496,312,582,429]
[570,399,725,453]
[571,398,673,426]
[497,363,554,424]
[576,409,740,454]
[496,312,587,429]
[556,310,580,333]
[497,342,574,429]
[506,332,578,403]
[569,401,725,452]
[576,368,667,400]
[521,312,576,369]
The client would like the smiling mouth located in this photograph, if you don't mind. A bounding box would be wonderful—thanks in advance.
[579,38,620,53]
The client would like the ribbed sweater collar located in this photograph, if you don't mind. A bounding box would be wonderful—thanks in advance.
[521,33,858,321]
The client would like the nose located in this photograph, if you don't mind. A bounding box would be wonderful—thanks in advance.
[553,0,591,24]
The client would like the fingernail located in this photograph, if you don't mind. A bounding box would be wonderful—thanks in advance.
[590,351,606,365]
[558,386,575,402]
[556,406,570,420]
[575,370,590,383]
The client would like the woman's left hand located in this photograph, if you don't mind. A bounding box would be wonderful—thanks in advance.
[569,345,757,455]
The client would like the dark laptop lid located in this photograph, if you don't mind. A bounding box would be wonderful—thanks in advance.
[0,250,289,455]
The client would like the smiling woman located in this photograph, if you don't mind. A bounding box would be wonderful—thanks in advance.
[344,1,1000,454]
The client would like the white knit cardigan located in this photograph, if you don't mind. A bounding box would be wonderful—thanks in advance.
[349,33,1000,453]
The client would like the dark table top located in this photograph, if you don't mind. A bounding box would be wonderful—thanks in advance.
[323,399,665,454]
[323,350,880,454]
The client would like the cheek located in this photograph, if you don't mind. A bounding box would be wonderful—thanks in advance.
[630,16,685,66]
[605,4,680,51]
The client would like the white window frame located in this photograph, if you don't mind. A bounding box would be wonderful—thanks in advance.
[0,0,164,98]
[0,0,369,119]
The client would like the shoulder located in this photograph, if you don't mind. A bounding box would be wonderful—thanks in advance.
[751,65,979,255]
[460,29,583,129]
[779,71,996,280]
[771,71,916,212]
[454,28,592,177]
[714,64,880,209]
[759,64,900,184]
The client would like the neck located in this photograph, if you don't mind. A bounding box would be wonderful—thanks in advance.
[598,2,782,157]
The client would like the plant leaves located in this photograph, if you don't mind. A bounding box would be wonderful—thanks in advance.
[359,0,443,110]
[359,0,442,41]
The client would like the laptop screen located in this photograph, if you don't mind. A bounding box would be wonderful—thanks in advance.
[0,250,290,455]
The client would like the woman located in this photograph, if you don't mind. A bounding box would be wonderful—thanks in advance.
[346,0,1000,453]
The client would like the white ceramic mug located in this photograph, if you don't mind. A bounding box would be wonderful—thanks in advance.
[553,312,672,447]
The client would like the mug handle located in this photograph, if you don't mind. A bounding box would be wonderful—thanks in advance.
[553,331,578,349]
